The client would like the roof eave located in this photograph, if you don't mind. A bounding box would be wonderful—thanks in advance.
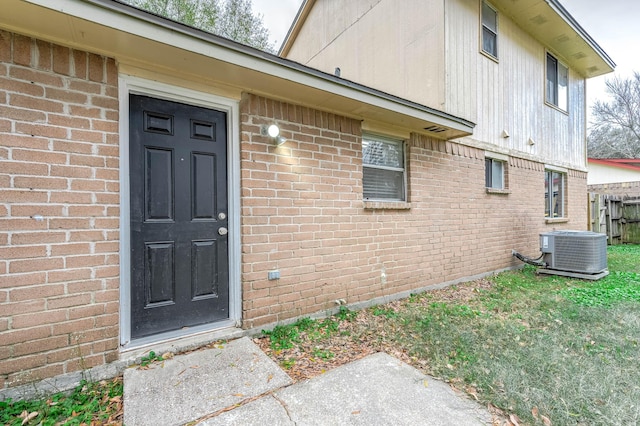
[279,0,314,57]
[545,0,615,74]
[490,0,615,78]
[7,0,473,139]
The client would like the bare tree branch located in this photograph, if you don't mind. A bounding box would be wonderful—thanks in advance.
[588,72,640,158]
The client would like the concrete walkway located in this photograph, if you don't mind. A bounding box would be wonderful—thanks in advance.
[124,337,493,425]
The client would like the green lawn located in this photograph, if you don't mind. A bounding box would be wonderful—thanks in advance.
[391,248,640,425]
[265,244,640,425]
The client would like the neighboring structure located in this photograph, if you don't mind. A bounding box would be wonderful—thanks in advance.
[0,0,612,395]
[588,158,640,197]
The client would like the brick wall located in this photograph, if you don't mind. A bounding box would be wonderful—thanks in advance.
[0,31,119,390]
[568,169,588,227]
[0,32,589,390]
[588,181,640,198]
[239,93,587,328]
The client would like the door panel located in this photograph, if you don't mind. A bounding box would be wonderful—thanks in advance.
[145,148,174,221]
[192,153,217,219]
[145,242,175,305]
[130,94,229,339]
[191,240,218,299]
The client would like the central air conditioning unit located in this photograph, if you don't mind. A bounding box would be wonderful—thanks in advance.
[538,230,608,279]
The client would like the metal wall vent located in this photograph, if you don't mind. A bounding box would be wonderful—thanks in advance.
[424,125,447,133]
[530,15,547,25]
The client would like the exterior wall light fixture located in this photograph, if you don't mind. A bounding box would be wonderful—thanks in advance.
[261,124,286,146]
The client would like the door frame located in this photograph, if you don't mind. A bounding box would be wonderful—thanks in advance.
[118,75,241,349]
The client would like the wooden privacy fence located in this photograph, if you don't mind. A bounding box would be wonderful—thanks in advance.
[589,193,640,244]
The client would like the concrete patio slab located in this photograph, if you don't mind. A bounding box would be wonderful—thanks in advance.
[123,337,292,426]
[124,337,493,425]
[200,394,293,425]
[273,352,491,426]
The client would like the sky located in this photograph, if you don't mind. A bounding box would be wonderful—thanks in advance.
[252,0,640,124]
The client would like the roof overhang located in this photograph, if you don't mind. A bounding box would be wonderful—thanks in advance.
[589,158,640,172]
[1,0,474,140]
[493,0,614,78]
[279,0,315,57]
[282,0,615,79]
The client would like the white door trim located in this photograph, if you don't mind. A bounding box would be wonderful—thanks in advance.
[118,75,241,349]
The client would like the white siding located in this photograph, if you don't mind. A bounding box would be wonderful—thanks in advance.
[285,0,589,170]
[286,0,446,110]
[445,0,587,169]
[588,164,640,185]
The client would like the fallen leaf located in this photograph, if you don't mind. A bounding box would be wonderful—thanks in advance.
[21,411,38,425]
[351,410,361,415]
[423,379,428,387]
[541,415,552,425]
[532,406,539,419]
[267,373,274,382]
[466,386,478,400]
[509,414,521,426]
[162,352,173,360]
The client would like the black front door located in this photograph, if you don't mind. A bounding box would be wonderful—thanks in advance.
[129,94,229,339]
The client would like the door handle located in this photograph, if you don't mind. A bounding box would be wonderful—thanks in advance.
[218,227,228,236]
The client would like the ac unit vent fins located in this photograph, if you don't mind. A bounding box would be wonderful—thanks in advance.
[540,230,607,274]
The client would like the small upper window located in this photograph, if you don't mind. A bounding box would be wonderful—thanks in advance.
[481,1,498,58]
[485,158,505,189]
[546,53,568,110]
[545,170,565,218]
[362,135,406,201]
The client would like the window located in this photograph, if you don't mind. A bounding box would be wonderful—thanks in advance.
[481,1,498,58]
[546,53,568,110]
[485,158,505,189]
[544,170,565,218]
[362,135,406,201]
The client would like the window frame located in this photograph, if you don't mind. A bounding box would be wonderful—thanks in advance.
[361,134,407,202]
[481,1,498,59]
[545,52,568,111]
[544,169,566,218]
[485,157,505,190]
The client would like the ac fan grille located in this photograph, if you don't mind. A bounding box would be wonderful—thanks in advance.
[545,232,607,273]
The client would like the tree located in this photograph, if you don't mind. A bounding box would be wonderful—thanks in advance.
[122,0,275,52]
[587,72,640,158]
